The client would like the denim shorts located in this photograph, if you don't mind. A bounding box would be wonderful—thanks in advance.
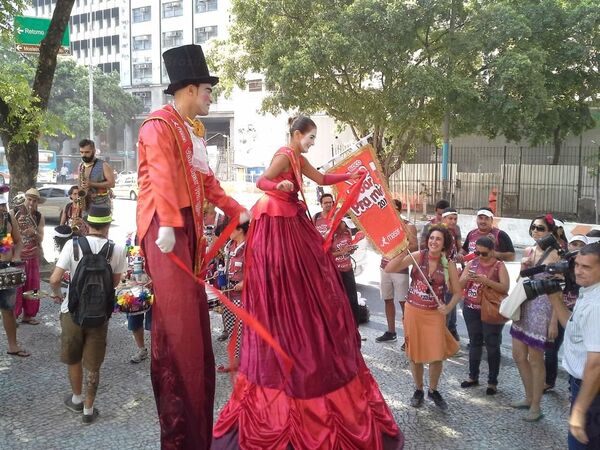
[127,307,152,331]
[0,288,17,310]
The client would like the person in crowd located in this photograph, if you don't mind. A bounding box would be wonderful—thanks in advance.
[217,221,248,373]
[0,191,25,356]
[213,116,404,449]
[12,188,45,325]
[49,205,127,424]
[203,202,226,241]
[441,207,462,341]
[137,44,248,449]
[452,236,510,395]
[331,217,360,326]
[460,207,515,262]
[128,309,152,364]
[59,164,69,184]
[420,198,450,245]
[510,215,560,422]
[544,234,588,392]
[60,185,88,236]
[376,199,418,349]
[78,139,116,211]
[385,225,461,410]
[547,243,600,449]
[313,192,334,237]
[553,218,568,251]
[585,229,600,244]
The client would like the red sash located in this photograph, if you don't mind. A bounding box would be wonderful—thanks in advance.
[143,105,206,274]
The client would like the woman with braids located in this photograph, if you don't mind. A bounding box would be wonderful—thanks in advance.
[510,214,560,422]
[385,225,461,411]
[213,116,404,449]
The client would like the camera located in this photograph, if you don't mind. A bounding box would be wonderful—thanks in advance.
[519,234,579,300]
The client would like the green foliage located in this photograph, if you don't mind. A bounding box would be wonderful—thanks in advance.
[0,0,27,36]
[216,0,600,176]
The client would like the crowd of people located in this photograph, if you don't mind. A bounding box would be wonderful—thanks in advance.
[2,42,599,450]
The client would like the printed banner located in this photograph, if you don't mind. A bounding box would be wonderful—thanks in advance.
[328,145,408,259]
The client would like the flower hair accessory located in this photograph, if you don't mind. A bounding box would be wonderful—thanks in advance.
[545,213,555,227]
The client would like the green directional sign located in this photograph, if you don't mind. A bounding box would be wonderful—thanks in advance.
[14,16,70,54]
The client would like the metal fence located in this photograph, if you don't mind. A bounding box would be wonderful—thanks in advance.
[388,144,600,222]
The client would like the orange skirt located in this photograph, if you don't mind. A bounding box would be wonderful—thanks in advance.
[403,302,459,363]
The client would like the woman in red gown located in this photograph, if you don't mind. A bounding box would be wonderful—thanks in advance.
[213,117,404,449]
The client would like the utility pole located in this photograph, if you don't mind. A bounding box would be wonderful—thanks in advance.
[442,0,457,201]
[88,0,94,140]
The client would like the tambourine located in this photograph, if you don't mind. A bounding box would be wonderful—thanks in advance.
[115,283,154,315]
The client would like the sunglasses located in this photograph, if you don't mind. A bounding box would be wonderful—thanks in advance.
[474,250,489,257]
[530,225,547,232]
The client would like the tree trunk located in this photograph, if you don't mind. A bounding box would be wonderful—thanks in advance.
[552,126,562,165]
[2,0,75,194]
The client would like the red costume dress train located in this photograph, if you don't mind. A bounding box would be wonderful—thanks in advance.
[213,148,404,449]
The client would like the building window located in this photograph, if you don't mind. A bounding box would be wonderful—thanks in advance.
[248,79,263,92]
[162,30,183,49]
[195,0,217,13]
[132,6,151,23]
[132,35,152,51]
[162,1,183,18]
[133,91,152,113]
[195,25,217,44]
[133,63,153,83]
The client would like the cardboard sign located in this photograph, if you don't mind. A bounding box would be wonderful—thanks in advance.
[328,145,408,259]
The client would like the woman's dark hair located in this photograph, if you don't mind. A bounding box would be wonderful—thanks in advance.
[579,242,600,261]
[68,185,79,195]
[528,214,557,237]
[435,199,450,210]
[236,221,249,234]
[78,138,95,149]
[320,193,334,204]
[475,236,495,250]
[426,224,453,252]
[288,115,316,136]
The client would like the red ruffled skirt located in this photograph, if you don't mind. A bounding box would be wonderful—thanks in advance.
[213,204,403,449]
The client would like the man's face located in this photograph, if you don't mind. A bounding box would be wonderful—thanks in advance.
[574,253,600,287]
[193,83,213,117]
[321,196,334,214]
[80,145,95,163]
[442,214,458,230]
[25,195,38,211]
[477,214,493,232]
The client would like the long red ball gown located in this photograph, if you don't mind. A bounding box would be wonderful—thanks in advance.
[213,148,404,450]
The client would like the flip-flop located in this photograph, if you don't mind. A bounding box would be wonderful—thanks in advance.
[7,350,30,357]
[21,319,40,325]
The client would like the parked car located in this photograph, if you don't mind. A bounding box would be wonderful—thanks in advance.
[37,185,71,222]
[113,174,138,200]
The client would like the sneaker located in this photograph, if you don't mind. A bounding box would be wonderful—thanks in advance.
[428,390,448,411]
[82,408,99,424]
[375,332,397,343]
[64,395,83,413]
[130,347,148,364]
[410,389,424,408]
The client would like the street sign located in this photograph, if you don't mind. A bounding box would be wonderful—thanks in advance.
[14,16,70,54]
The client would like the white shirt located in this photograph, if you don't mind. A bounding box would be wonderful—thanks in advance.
[562,281,600,379]
[56,236,127,313]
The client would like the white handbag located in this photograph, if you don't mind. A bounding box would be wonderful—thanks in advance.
[499,278,527,321]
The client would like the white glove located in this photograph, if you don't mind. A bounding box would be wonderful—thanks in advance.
[155,226,176,253]
[239,210,252,224]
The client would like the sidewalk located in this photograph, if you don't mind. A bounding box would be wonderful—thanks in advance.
[0,279,571,449]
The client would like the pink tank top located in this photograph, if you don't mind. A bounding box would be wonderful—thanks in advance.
[406,250,445,310]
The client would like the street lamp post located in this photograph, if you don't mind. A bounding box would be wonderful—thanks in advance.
[88,0,94,140]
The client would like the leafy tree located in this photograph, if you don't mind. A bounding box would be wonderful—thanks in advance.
[47,59,142,151]
[0,0,75,193]
[213,0,600,178]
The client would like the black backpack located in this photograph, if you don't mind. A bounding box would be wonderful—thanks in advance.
[68,236,115,328]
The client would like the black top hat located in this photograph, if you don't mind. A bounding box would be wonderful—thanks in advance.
[163,44,219,95]
[85,204,112,225]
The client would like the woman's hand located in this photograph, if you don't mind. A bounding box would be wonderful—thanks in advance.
[276,180,294,192]
[469,273,487,285]
[437,304,449,315]
[233,283,243,292]
[349,169,366,180]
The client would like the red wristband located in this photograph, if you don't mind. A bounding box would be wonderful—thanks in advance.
[256,176,278,191]
[322,173,351,185]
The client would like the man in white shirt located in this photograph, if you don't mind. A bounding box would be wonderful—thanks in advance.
[548,243,600,449]
[49,205,127,425]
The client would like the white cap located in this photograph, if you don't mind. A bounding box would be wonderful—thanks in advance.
[476,209,494,218]
[569,235,588,245]
[554,219,565,228]
[342,217,356,229]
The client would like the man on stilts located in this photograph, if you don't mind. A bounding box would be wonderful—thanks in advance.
[136,44,248,450]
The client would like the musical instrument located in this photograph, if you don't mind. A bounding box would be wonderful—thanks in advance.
[23,290,52,300]
[69,192,87,233]
[0,266,26,289]
[206,286,220,310]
